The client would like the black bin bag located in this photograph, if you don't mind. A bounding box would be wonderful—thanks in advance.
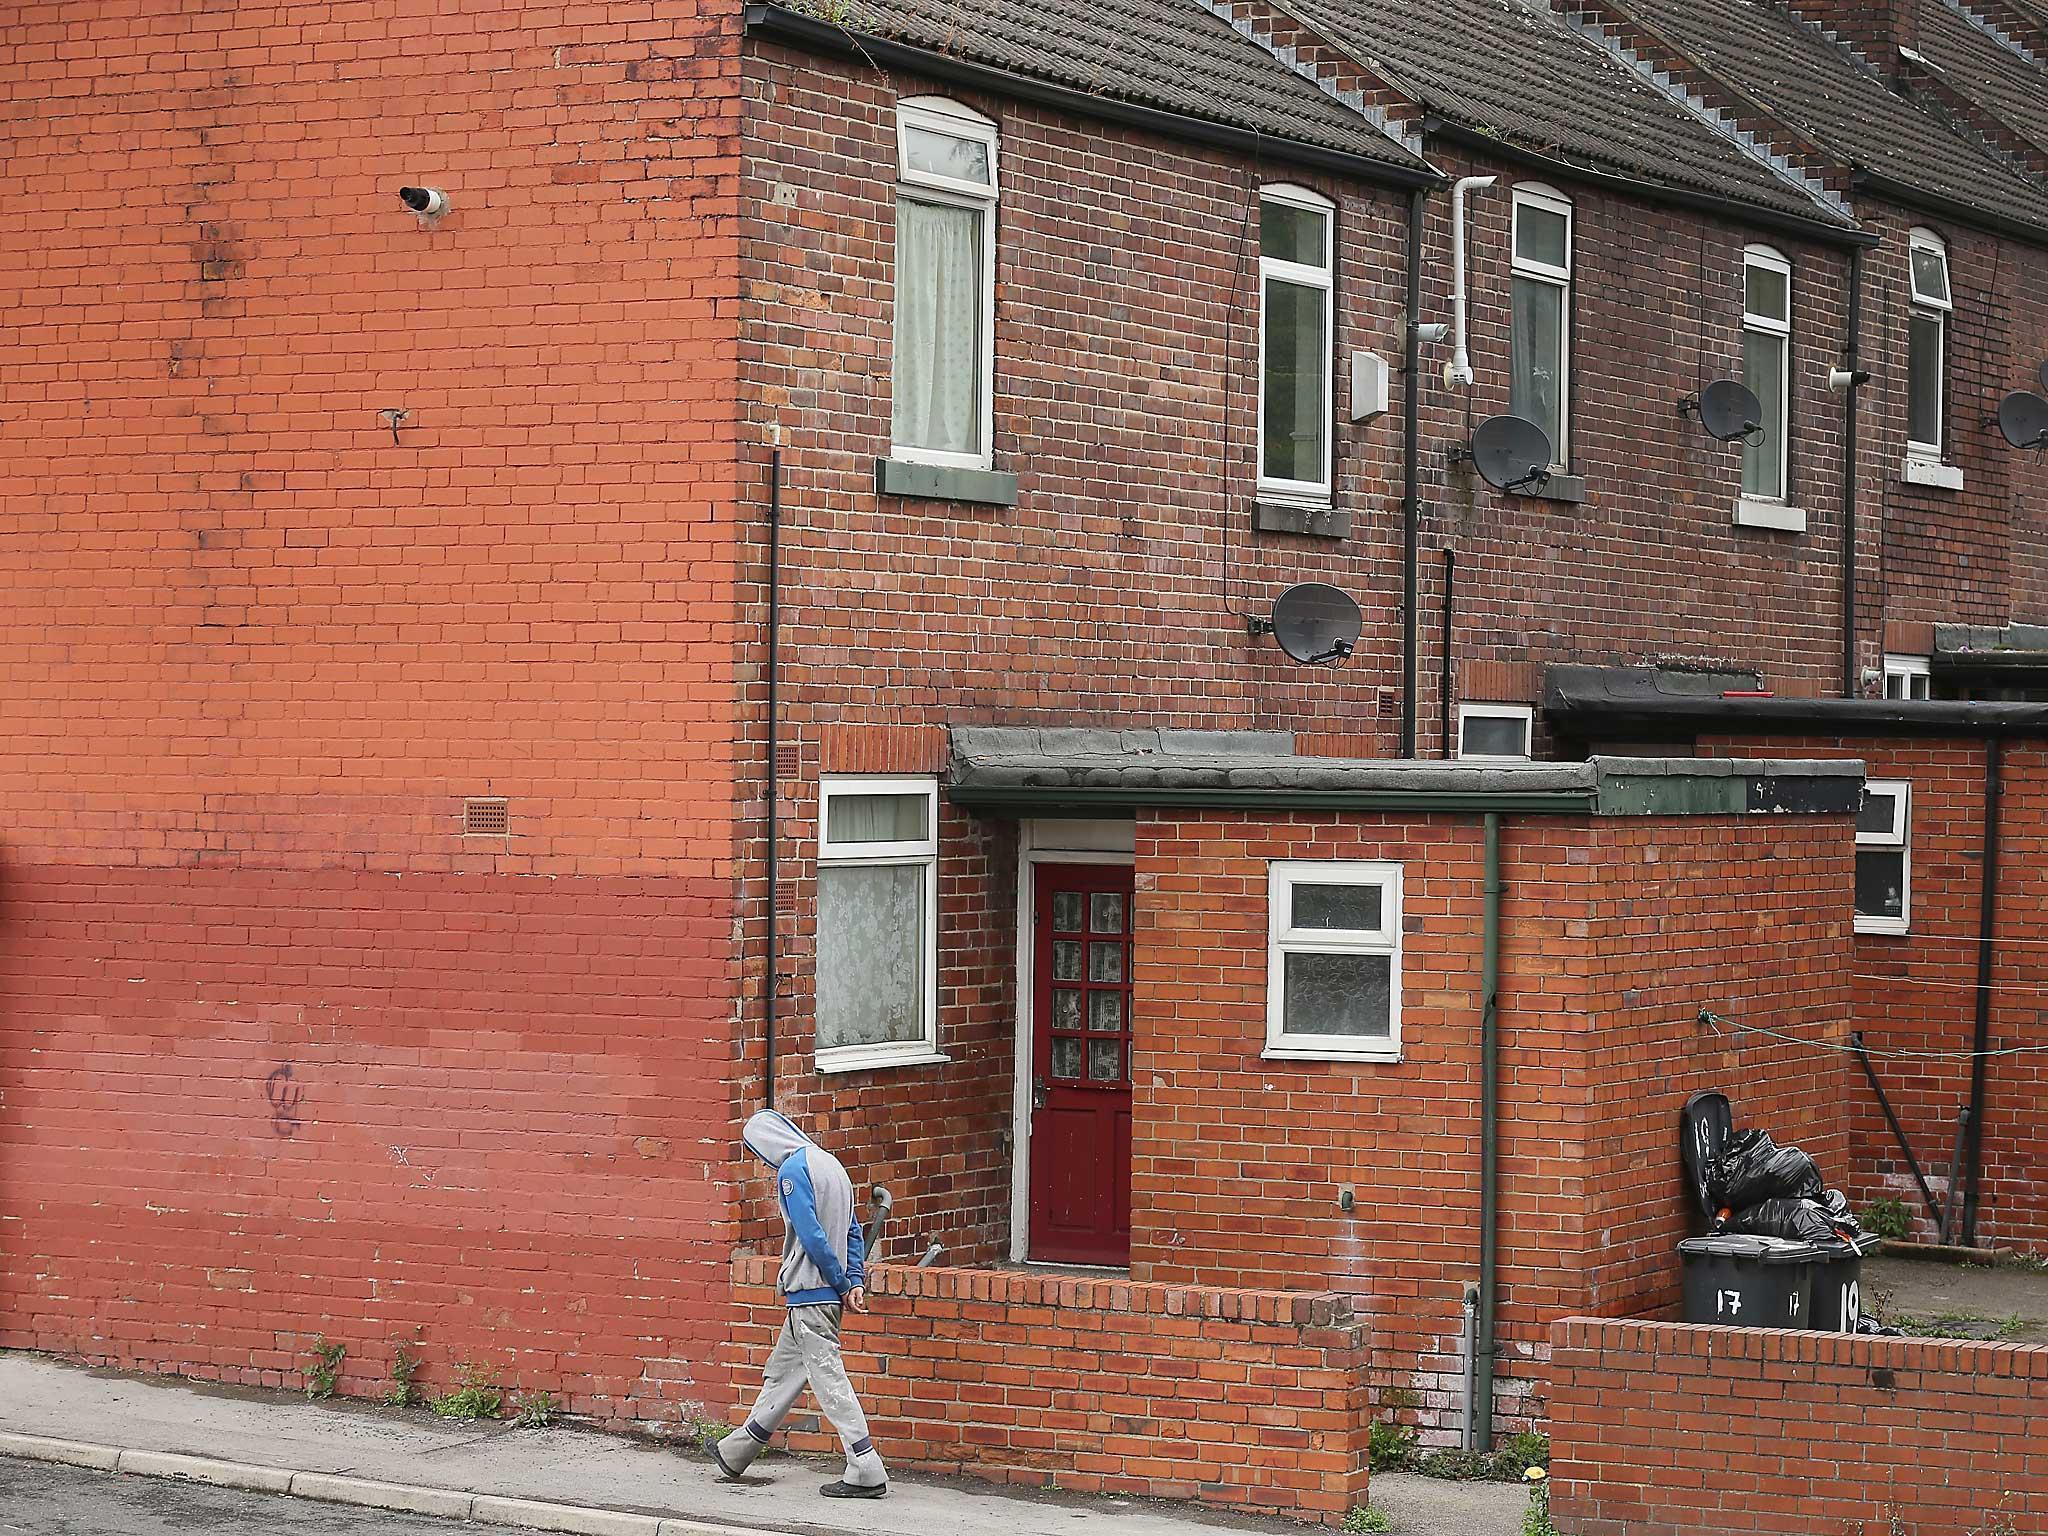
[1726,1196,1840,1243]
[1707,1128,1824,1211]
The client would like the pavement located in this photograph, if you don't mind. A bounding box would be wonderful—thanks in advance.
[0,1351,1523,1536]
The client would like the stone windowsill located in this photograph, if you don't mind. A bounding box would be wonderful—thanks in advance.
[1734,497,1807,533]
[875,457,1019,507]
[1901,457,1964,491]
[1253,499,1351,538]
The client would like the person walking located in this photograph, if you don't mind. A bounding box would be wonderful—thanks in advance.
[709,1109,888,1499]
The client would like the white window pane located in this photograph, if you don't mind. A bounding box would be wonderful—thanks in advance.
[1908,311,1943,448]
[1290,882,1383,931]
[1261,200,1328,267]
[826,791,928,845]
[1856,850,1906,919]
[1744,263,1789,323]
[1857,790,1900,837]
[893,197,984,456]
[1511,277,1564,462]
[1910,244,1949,306]
[903,123,990,187]
[1515,204,1568,268]
[817,865,927,1050]
[1263,276,1327,484]
[1282,951,1392,1038]
[1742,329,1787,498]
[1462,715,1530,758]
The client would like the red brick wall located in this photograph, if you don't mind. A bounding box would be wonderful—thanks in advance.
[1548,1317,2048,1536]
[1709,735,2048,1251]
[1128,808,1853,1437]
[726,1255,1373,1524]
[0,0,749,1416]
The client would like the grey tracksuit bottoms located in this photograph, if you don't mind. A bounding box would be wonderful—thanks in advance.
[717,1304,886,1487]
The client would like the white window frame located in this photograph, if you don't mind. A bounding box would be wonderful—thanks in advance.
[1905,227,1951,465]
[815,774,944,1073]
[1883,654,1932,701]
[1256,184,1336,505]
[1854,779,1912,937]
[1511,183,1573,472]
[1265,861,1403,1062]
[891,99,999,473]
[1457,702,1535,760]
[1741,244,1793,504]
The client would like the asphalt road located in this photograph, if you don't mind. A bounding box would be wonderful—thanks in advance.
[0,1460,536,1536]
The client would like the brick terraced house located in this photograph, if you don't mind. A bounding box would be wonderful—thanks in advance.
[4,0,2048,1522]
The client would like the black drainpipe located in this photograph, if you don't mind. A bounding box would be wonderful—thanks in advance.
[1475,811,1502,1449]
[1840,246,1863,698]
[1962,737,2003,1244]
[1440,549,1455,758]
[764,446,783,1109]
[1402,185,1425,757]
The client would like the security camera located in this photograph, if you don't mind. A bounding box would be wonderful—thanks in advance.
[1827,366,1871,394]
[398,186,449,219]
[1412,322,1449,345]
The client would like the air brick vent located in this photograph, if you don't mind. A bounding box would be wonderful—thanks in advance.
[462,797,510,837]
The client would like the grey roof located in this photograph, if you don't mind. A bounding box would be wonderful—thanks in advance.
[1280,0,1853,226]
[1917,0,2048,161]
[1546,662,2048,735]
[760,0,1432,174]
[947,725,1861,814]
[1614,0,2048,234]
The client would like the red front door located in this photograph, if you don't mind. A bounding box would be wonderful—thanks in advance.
[1028,862,1134,1267]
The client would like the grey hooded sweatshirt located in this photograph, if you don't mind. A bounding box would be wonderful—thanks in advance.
[743,1110,866,1307]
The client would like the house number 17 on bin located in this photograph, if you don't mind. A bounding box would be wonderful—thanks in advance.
[1716,1290,1743,1318]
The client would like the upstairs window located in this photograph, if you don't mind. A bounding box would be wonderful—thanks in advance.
[892,100,998,470]
[1906,228,1950,461]
[1742,245,1793,502]
[1258,186,1335,503]
[816,776,942,1071]
[1457,702,1535,760]
[1511,184,1572,470]
[1883,654,1931,701]
[1855,780,1911,936]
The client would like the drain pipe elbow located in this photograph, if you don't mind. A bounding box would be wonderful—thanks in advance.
[1447,176,1497,389]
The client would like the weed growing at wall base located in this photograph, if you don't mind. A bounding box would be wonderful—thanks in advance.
[431,1365,504,1421]
[304,1339,345,1401]
[385,1341,423,1409]
[1863,1196,1911,1240]
[1341,1505,1393,1533]
[511,1390,557,1428]
[677,1401,730,1447]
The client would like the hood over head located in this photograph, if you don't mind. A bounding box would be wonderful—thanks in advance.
[743,1109,814,1167]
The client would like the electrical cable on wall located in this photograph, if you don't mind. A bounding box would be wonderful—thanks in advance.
[1698,1007,2048,1060]
[1220,138,1263,621]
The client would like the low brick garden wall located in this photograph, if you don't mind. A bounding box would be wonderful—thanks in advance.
[727,1257,1372,1523]
[1548,1317,2048,1535]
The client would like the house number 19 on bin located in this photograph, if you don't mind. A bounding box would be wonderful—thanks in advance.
[1839,1280,1860,1330]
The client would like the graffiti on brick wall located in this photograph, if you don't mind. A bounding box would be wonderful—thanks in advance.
[265,1065,305,1138]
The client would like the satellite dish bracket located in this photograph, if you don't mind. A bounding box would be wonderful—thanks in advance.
[1245,614,1277,639]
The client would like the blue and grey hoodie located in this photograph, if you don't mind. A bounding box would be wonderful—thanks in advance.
[743,1110,866,1308]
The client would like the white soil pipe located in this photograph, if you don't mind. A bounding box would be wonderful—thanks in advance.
[1446,175,1497,388]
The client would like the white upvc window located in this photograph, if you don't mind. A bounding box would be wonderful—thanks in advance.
[1906,228,1951,464]
[1883,653,1932,700]
[1510,183,1573,471]
[1742,244,1793,502]
[1457,702,1535,760]
[815,776,943,1071]
[1855,779,1911,936]
[1258,185,1335,503]
[892,99,998,471]
[1266,861,1403,1061]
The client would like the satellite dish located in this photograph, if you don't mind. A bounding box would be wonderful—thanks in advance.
[1682,379,1766,443]
[1467,414,1554,493]
[1996,390,2048,449]
[1248,582,1361,666]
